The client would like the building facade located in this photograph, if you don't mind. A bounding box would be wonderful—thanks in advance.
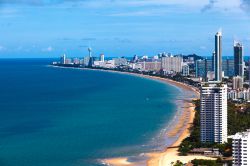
[228,89,250,101]
[113,57,128,66]
[232,129,250,166]
[222,59,234,77]
[161,56,183,74]
[233,76,243,90]
[215,31,222,81]
[182,63,189,76]
[200,82,228,144]
[196,58,234,79]
[195,59,213,79]
[100,54,105,62]
[138,61,161,71]
[234,42,244,77]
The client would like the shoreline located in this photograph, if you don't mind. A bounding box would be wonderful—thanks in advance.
[96,70,201,166]
[50,66,214,166]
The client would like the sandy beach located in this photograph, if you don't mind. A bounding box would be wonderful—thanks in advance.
[52,66,214,166]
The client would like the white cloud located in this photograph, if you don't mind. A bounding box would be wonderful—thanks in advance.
[0,0,249,18]
[200,46,207,50]
[42,46,54,52]
[0,8,20,17]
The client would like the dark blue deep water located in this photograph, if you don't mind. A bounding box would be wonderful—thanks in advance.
[0,59,180,166]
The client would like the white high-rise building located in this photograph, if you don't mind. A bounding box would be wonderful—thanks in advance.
[200,82,228,144]
[182,63,189,76]
[100,54,105,62]
[161,55,183,74]
[232,129,250,166]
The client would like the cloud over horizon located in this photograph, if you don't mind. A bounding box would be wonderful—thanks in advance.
[241,0,250,10]
[0,0,249,58]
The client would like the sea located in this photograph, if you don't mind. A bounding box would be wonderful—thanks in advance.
[0,59,183,166]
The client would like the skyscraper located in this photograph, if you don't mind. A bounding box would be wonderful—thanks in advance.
[200,82,228,144]
[84,47,93,67]
[232,129,250,166]
[223,58,234,77]
[132,55,138,62]
[195,59,213,80]
[234,42,244,78]
[215,31,222,82]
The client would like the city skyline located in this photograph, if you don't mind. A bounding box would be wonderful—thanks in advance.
[0,0,250,58]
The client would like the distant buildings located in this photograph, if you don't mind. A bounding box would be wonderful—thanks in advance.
[195,59,213,80]
[233,76,243,90]
[182,63,189,76]
[200,82,228,144]
[73,58,80,64]
[234,42,244,78]
[61,54,66,64]
[222,59,234,77]
[215,31,222,81]
[113,57,128,66]
[228,89,250,101]
[104,60,115,68]
[83,56,91,67]
[132,55,138,62]
[138,61,161,71]
[161,55,183,74]
[100,54,105,62]
[93,54,105,67]
[196,58,234,80]
[65,58,72,64]
[232,129,250,166]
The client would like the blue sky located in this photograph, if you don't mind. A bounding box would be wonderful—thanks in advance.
[0,0,250,58]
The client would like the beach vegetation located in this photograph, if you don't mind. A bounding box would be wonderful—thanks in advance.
[173,160,184,166]
[191,159,221,166]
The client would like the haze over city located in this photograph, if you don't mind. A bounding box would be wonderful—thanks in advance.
[0,0,250,58]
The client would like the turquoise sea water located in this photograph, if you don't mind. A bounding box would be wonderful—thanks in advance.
[0,59,181,166]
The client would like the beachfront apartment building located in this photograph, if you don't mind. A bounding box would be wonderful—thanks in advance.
[231,129,250,166]
[161,55,183,74]
[182,63,189,76]
[137,61,162,72]
[200,82,228,144]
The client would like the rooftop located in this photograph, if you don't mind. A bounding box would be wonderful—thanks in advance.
[231,129,250,139]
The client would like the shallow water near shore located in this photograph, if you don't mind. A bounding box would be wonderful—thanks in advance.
[0,59,188,166]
